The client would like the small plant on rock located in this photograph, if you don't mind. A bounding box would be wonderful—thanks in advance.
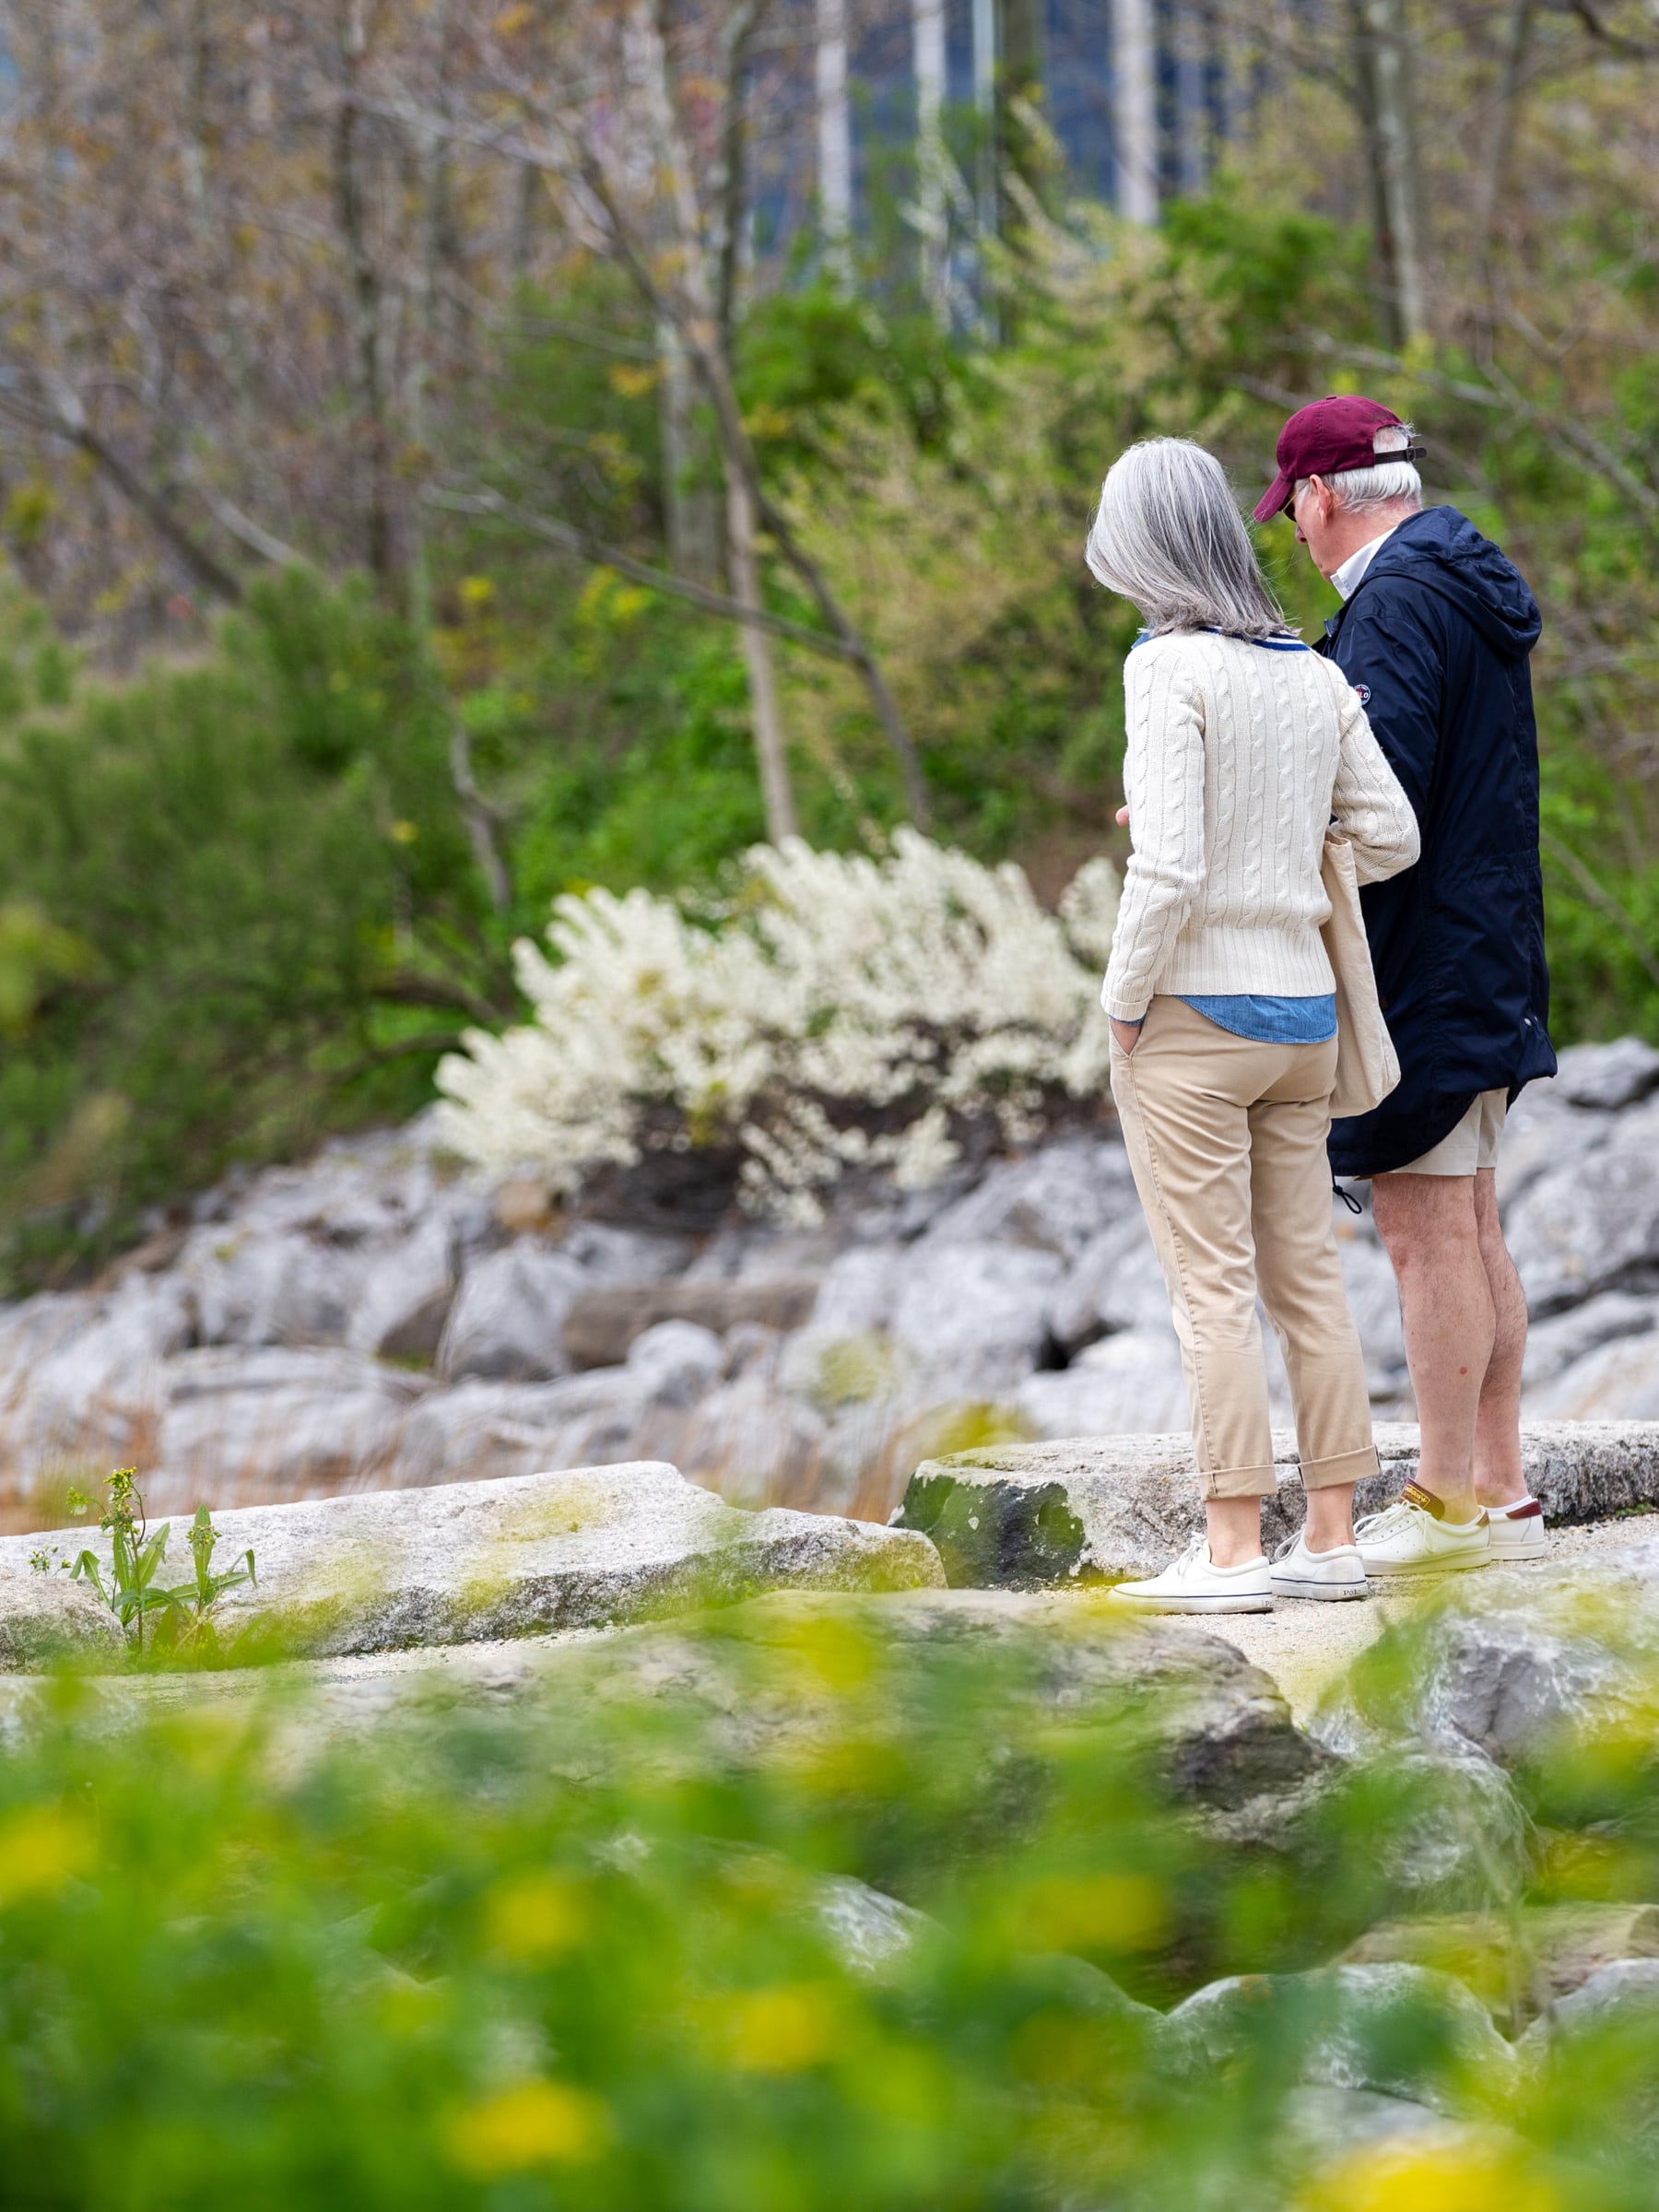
[29,1468,256,1653]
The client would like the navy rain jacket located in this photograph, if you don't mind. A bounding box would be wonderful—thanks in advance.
[1317,505,1557,1176]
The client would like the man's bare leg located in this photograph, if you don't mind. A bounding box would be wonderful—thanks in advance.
[1370,1172,1494,1522]
[1472,1166,1528,1507]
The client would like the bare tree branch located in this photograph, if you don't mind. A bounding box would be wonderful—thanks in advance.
[428,483,863,662]
[189,477,308,569]
[1554,0,1659,59]
[1300,335,1659,536]
[0,382,246,604]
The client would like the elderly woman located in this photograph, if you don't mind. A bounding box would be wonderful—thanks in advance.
[1088,439,1419,1613]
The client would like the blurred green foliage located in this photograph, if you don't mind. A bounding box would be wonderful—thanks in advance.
[0,1594,1655,2207]
[0,569,501,1288]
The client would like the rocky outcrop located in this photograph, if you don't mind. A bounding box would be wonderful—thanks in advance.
[812,1876,935,1980]
[7,1039,1659,1524]
[1277,2085,1510,2167]
[0,1463,944,1661]
[1164,1961,1519,2114]
[1312,1534,1659,1772]
[335,1584,1335,1855]
[894,1423,1659,1586]
[1515,1960,1659,2152]
[1345,1904,1659,2025]
[1352,1743,1534,1915]
[0,1567,124,1669]
[563,1281,819,1369]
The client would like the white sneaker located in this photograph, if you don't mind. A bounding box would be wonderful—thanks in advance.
[1269,1529,1370,1602]
[1484,1495,1547,1562]
[1354,1482,1490,1578]
[1108,1536,1274,1615]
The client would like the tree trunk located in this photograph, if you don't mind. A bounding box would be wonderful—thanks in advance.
[912,0,947,324]
[184,0,212,241]
[971,0,997,248]
[511,159,540,279]
[335,0,396,587]
[712,4,761,356]
[1173,0,1207,196]
[660,320,721,587]
[1345,0,1398,345]
[1114,0,1159,224]
[1199,0,1230,153]
[247,16,274,134]
[995,0,1044,239]
[406,0,511,913]
[726,468,798,844]
[998,0,1043,100]
[816,0,853,272]
[1359,0,1429,343]
[1473,0,1535,287]
[617,0,924,825]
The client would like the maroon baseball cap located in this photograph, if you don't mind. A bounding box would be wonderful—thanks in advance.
[1253,395,1424,523]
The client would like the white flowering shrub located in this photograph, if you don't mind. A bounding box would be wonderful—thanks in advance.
[435,831,1120,1225]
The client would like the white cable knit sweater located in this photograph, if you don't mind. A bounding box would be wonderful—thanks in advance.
[1101,630,1420,1021]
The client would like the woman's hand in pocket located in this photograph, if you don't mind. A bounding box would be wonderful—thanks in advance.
[1111,1018,1144,1055]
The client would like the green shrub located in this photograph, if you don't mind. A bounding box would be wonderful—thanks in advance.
[0,570,503,1291]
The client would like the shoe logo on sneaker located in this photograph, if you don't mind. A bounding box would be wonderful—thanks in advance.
[1503,1499,1545,1519]
[1400,1481,1446,1521]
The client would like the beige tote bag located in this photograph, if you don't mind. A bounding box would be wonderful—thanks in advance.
[1321,828,1401,1119]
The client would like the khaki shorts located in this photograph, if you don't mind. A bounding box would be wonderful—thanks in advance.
[1394,1087,1508,1176]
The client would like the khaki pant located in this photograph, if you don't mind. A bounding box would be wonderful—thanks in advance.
[1111,997,1380,1501]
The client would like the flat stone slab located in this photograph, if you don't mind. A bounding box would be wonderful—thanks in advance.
[894,1421,1659,1586]
[0,1463,944,1661]
[0,1589,1331,1862]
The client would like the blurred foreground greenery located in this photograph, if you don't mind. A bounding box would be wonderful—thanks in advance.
[1,1590,1656,2209]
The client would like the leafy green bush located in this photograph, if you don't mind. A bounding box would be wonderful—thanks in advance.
[0,570,503,1291]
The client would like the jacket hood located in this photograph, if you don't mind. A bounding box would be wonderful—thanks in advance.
[1359,506,1542,661]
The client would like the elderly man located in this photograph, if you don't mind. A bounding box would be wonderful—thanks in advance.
[1254,395,1558,1577]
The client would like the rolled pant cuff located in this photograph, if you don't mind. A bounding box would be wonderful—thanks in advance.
[1298,1443,1380,1490]
[1200,1460,1278,1500]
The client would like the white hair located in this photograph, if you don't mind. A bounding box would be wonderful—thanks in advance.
[1086,437,1291,640]
[1299,421,1423,517]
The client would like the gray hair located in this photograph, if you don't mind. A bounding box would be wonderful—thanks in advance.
[1298,420,1423,517]
[1085,437,1291,640]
